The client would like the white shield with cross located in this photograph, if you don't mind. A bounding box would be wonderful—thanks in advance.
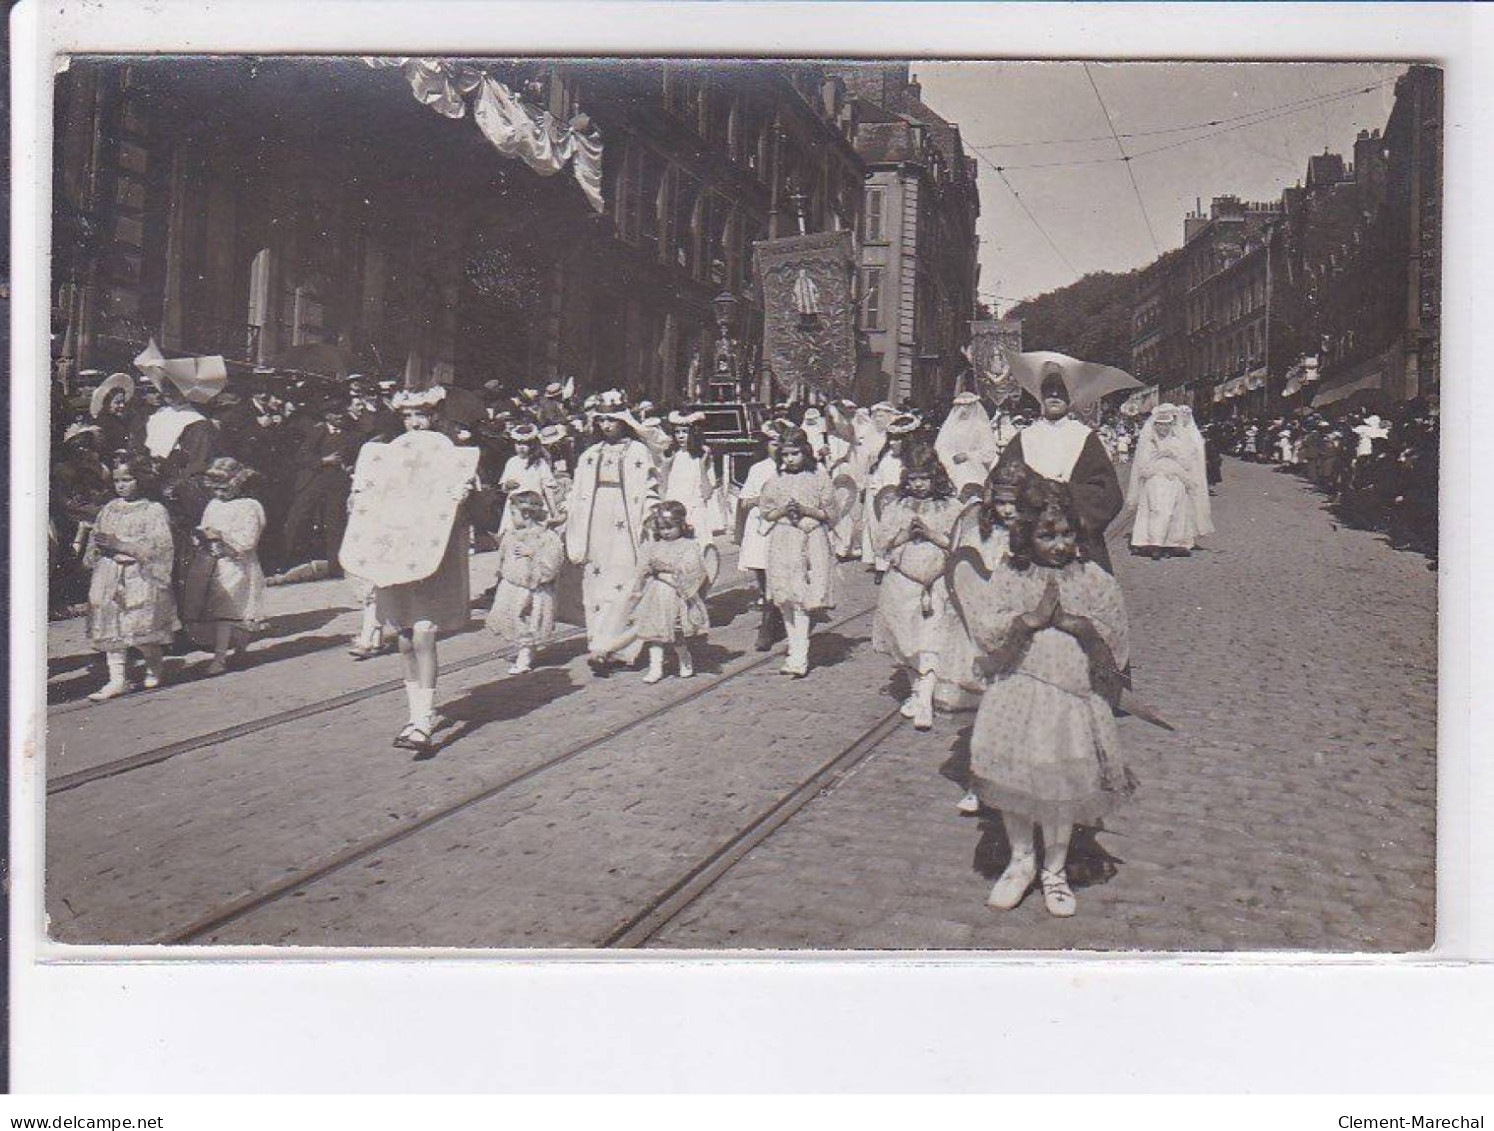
[338,430,480,587]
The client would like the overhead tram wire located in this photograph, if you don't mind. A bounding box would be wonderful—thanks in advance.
[978,156,1080,279]
[968,75,1398,151]
[1084,62,1161,257]
[979,78,1399,173]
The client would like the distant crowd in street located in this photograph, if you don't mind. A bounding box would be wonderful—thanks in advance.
[1202,400,1439,556]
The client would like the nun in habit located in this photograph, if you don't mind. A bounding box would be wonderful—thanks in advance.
[992,352,1135,574]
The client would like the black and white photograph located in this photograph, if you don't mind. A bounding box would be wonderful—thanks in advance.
[37,50,1442,954]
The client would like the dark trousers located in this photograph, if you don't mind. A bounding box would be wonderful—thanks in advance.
[282,475,350,572]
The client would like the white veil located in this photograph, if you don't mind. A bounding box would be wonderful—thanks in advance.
[1128,403,1213,534]
[1129,400,1213,534]
[935,398,1000,471]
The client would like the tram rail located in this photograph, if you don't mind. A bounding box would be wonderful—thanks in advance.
[152,602,883,946]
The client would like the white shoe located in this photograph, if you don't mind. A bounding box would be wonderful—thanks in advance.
[1040,869,1078,918]
[956,791,980,815]
[206,658,228,676]
[88,681,130,703]
[142,672,162,690]
[987,852,1037,911]
[913,697,934,731]
[900,696,917,719]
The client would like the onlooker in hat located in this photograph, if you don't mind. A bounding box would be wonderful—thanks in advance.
[496,422,563,534]
[90,372,142,456]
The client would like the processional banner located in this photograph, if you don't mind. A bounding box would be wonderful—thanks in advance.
[754,230,857,400]
[966,319,1024,405]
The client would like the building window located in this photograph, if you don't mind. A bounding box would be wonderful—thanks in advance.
[863,187,885,243]
[860,267,885,330]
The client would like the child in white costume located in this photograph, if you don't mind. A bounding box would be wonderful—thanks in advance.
[951,477,1135,918]
[871,442,964,731]
[661,410,727,542]
[759,427,840,677]
[485,491,565,674]
[736,420,786,651]
[364,387,474,754]
[184,457,267,674]
[628,501,712,684]
[84,456,179,700]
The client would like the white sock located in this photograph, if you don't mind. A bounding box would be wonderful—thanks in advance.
[106,652,128,686]
[410,686,436,728]
[404,681,420,724]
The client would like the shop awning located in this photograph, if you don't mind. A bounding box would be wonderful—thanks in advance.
[1312,369,1384,407]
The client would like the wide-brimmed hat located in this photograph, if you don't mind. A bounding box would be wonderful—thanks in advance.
[391,386,448,411]
[543,381,565,398]
[1001,348,1143,410]
[887,413,922,436]
[89,372,135,418]
[508,422,540,442]
[539,424,569,446]
[668,410,706,426]
[63,422,103,444]
[870,401,897,416]
[203,456,254,490]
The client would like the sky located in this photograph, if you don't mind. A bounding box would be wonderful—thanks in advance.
[914,60,1408,314]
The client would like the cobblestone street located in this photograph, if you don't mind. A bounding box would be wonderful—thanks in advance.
[44,458,1437,951]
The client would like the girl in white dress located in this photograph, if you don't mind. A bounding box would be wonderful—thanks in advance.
[485,491,565,674]
[758,428,840,677]
[628,501,712,684]
[950,477,1135,917]
[861,416,917,580]
[84,456,178,700]
[185,457,267,674]
[871,442,964,731]
[737,420,785,650]
[662,411,727,542]
[497,423,563,533]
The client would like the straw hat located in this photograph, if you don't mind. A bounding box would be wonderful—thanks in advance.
[89,372,136,419]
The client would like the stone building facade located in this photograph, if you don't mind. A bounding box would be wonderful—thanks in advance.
[833,65,981,409]
[51,57,865,402]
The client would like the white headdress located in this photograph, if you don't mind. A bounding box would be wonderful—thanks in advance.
[1129,402,1213,535]
[392,385,448,410]
[936,395,999,472]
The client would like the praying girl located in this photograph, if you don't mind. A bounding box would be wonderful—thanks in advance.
[758,427,839,678]
[949,477,1135,918]
[871,441,963,731]
[661,410,727,543]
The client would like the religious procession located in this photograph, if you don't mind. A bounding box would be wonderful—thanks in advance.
[43,57,1437,953]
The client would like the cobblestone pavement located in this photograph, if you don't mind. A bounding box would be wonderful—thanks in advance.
[44,459,1436,950]
[654,459,1438,951]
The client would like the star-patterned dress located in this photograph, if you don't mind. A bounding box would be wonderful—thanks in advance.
[575,442,650,660]
[962,559,1136,826]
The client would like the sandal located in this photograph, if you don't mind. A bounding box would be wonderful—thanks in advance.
[403,725,436,754]
[1040,868,1077,918]
[392,722,418,749]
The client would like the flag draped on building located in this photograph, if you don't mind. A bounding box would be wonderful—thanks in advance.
[364,58,605,213]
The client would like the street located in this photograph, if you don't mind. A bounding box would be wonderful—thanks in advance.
[44,457,1436,951]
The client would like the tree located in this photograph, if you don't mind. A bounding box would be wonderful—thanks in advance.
[1007,269,1140,371]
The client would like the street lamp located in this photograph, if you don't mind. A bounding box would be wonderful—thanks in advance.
[710,291,741,403]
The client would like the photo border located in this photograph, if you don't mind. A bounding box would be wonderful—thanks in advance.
[10,0,1490,1091]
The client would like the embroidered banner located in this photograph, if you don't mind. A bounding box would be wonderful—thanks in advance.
[754,231,857,400]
